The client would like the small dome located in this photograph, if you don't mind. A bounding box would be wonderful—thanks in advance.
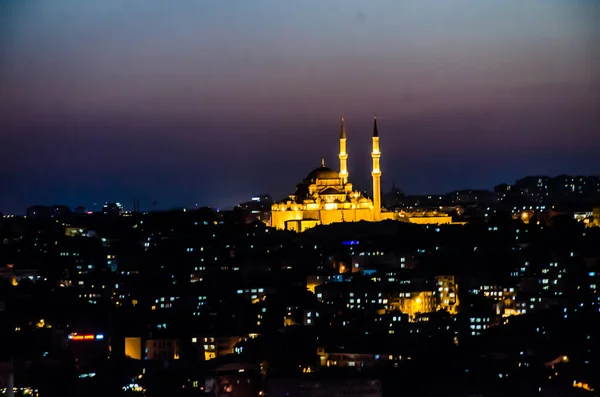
[306,166,339,181]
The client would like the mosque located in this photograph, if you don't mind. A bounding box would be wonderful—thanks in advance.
[271,118,452,232]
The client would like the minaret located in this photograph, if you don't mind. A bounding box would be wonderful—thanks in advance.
[371,117,381,221]
[339,118,348,184]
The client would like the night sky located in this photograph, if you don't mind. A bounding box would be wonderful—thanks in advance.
[1,0,599,213]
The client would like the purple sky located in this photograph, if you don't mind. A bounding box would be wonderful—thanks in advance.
[1,0,599,213]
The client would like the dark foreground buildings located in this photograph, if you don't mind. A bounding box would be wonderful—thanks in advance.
[1,183,600,396]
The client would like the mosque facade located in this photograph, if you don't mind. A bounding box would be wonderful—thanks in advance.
[271,118,451,232]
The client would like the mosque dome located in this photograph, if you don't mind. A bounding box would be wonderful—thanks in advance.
[306,166,340,181]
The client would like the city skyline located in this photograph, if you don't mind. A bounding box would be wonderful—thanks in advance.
[1,0,599,212]
[2,117,600,214]
[10,171,600,216]
[3,2,600,395]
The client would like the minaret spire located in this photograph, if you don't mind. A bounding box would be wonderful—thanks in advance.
[371,116,381,221]
[321,157,325,167]
[373,116,379,137]
[339,117,348,184]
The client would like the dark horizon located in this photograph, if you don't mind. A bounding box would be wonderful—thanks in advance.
[8,168,600,215]
[2,117,600,214]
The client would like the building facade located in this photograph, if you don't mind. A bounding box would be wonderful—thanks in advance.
[146,338,180,360]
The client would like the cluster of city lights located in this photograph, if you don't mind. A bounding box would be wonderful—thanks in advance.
[122,383,145,393]
[0,387,39,396]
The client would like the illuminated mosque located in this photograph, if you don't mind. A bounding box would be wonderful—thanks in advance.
[271,118,452,231]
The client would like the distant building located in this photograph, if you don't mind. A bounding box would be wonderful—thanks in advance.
[190,334,251,361]
[447,189,496,206]
[459,302,498,338]
[306,275,325,293]
[593,207,600,227]
[65,227,96,237]
[102,202,123,215]
[236,195,273,225]
[550,175,600,200]
[66,331,110,372]
[316,344,415,370]
[514,176,550,204]
[350,250,415,271]
[146,338,180,360]
[467,314,494,337]
[201,365,261,397]
[26,205,70,218]
[395,210,452,225]
[124,337,142,360]
[315,281,437,321]
[0,264,39,285]
[496,175,600,205]
[271,118,450,232]
[316,346,377,368]
[436,275,460,315]
[494,183,512,203]
[382,182,404,209]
